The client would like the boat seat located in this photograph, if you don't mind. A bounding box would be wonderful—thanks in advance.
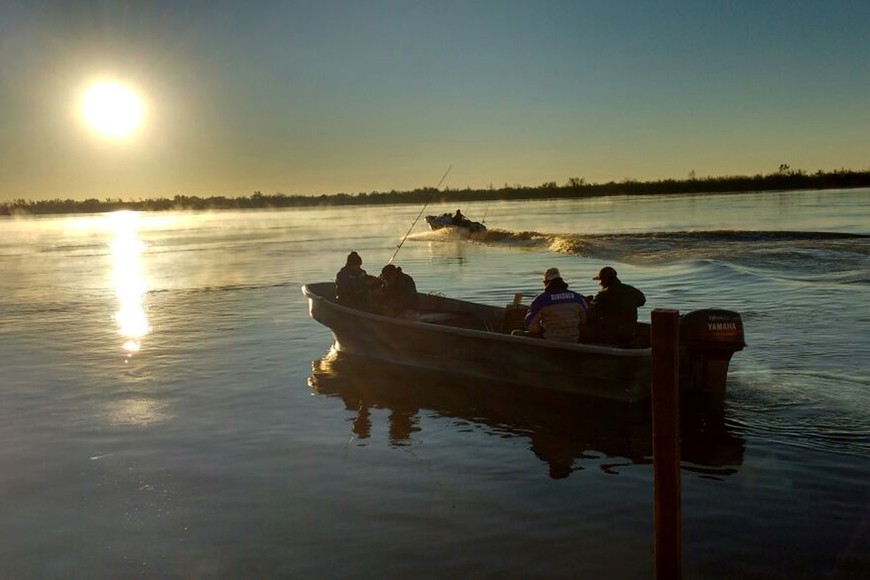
[501,304,529,333]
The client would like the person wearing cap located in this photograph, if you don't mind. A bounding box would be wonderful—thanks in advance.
[582,266,646,345]
[452,209,466,226]
[335,251,379,309]
[514,267,587,342]
[375,263,419,318]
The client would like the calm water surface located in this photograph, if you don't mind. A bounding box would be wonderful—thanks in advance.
[1,189,868,579]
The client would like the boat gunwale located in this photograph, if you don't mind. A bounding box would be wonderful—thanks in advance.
[302,283,651,359]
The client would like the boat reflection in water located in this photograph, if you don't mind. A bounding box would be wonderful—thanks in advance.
[308,348,745,480]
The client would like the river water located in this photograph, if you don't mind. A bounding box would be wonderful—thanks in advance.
[1,189,868,579]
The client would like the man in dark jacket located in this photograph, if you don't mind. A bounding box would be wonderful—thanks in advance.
[335,251,376,309]
[583,266,646,345]
[516,267,587,342]
[377,264,418,318]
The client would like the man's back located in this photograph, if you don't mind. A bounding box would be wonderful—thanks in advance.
[588,281,646,343]
[384,270,418,314]
[525,285,586,342]
[335,266,369,308]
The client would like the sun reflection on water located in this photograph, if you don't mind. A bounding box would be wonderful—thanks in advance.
[104,398,169,426]
[109,211,150,358]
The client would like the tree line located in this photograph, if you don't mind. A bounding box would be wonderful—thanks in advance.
[3,167,869,216]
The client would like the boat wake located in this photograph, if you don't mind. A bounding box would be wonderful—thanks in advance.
[468,229,870,278]
[408,228,485,242]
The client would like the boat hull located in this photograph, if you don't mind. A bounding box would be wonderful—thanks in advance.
[303,282,653,402]
[303,283,744,402]
[424,213,487,233]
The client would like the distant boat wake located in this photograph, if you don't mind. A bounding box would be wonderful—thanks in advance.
[457,228,870,275]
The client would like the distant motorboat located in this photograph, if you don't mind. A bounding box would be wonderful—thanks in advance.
[424,212,487,233]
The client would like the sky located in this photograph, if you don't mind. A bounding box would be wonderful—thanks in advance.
[1,0,869,202]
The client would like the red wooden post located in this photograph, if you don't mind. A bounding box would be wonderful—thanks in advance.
[651,308,682,580]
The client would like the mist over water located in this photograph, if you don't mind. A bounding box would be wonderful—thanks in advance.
[1,189,868,579]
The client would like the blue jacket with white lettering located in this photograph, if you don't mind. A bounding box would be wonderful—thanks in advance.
[524,279,587,342]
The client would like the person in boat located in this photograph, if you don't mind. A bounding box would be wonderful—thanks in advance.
[335,251,379,310]
[374,264,419,319]
[452,209,466,226]
[513,267,587,342]
[580,266,646,345]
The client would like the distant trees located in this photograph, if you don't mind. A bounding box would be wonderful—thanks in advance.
[3,168,870,216]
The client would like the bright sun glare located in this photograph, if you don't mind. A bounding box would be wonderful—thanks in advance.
[82,82,144,138]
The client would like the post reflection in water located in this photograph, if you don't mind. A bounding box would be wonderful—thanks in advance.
[308,348,746,480]
[109,211,150,359]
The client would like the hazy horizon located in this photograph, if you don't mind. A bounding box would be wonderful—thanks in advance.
[2,1,869,203]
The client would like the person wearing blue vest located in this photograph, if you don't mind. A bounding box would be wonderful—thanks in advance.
[515,267,587,342]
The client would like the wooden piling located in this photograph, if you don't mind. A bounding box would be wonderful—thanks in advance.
[651,308,682,580]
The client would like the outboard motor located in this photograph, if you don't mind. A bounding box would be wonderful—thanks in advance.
[679,309,746,393]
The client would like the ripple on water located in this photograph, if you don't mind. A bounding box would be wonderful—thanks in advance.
[101,398,171,426]
[728,370,870,457]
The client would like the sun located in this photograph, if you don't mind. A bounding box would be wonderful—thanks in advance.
[81,82,144,138]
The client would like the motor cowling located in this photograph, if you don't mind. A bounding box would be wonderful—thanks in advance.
[680,309,746,350]
[679,309,746,393]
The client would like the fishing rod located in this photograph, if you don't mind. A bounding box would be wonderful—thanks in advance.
[480,202,490,224]
[387,164,452,265]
